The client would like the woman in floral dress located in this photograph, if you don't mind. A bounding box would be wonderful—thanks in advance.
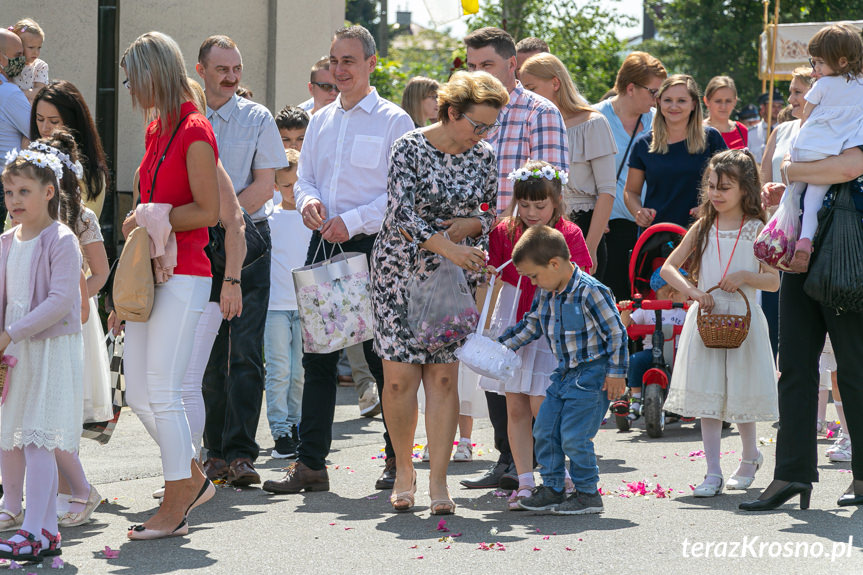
[372,71,508,514]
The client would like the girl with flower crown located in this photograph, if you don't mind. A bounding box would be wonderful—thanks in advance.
[0,146,85,561]
[478,159,592,510]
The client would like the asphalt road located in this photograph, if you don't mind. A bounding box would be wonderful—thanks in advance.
[36,387,863,574]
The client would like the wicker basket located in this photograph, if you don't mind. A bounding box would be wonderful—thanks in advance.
[0,362,10,403]
[697,286,751,349]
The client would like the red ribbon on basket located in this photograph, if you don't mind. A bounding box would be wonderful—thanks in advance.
[0,354,18,406]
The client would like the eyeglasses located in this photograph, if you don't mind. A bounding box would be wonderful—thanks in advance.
[311,81,339,93]
[123,78,130,90]
[462,113,501,137]
[635,82,659,98]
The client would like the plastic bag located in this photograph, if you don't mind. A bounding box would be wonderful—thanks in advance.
[753,182,802,271]
[407,258,479,353]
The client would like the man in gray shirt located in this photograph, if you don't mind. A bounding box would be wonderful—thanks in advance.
[196,35,287,487]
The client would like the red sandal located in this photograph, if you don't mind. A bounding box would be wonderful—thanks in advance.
[0,529,43,562]
[40,529,61,557]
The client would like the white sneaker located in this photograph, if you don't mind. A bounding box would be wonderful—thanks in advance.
[421,445,430,462]
[452,440,472,462]
[827,433,852,462]
[357,381,381,417]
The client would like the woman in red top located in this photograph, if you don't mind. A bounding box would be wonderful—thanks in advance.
[703,76,748,150]
[120,31,219,541]
[478,160,591,510]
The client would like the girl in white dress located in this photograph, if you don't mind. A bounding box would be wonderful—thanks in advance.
[785,24,863,272]
[0,148,84,561]
[661,149,780,498]
[29,133,110,528]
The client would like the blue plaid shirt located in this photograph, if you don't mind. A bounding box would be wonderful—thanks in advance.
[498,269,628,378]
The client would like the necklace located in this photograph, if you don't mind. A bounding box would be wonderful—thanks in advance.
[716,216,745,280]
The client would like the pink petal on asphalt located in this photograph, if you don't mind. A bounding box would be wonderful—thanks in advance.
[51,557,64,569]
[103,547,120,559]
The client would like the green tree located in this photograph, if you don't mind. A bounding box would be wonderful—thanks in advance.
[645,0,863,108]
[467,0,635,102]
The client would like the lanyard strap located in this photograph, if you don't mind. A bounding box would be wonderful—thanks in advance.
[716,216,745,280]
[141,112,194,204]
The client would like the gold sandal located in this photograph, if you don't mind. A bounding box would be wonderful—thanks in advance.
[430,498,456,515]
[390,470,416,512]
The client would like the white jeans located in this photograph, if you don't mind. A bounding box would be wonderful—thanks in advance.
[181,301,223,456]
[125,275,210,481]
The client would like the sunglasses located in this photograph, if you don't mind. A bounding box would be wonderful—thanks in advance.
[311,81,339,93]
[462,113,501,137]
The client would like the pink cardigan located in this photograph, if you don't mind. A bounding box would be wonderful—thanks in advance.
[0,221,82,342]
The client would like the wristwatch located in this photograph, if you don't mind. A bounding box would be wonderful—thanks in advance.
[223,276,241,286]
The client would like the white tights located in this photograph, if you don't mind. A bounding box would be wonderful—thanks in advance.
[0,446,59,549]
[701,418,759,485]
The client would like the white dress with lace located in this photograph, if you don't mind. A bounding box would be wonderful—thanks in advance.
[77,208,113,422]
[664,219,778,422]
[0,234,84,451]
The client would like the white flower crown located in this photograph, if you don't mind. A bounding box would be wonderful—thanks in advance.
[507,165,569,187]
[4,149,64,182]
[28,142,84,179]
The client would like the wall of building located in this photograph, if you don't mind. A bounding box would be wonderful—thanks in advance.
[0,0,344,195]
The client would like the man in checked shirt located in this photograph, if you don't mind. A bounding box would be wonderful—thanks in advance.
[498,225,627,515]
[461,26,568,491]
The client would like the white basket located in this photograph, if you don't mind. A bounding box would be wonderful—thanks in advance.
[455,262,522,381]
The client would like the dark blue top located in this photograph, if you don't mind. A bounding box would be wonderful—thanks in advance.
[628,127,727,228]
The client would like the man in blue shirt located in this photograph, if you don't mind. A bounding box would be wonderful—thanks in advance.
[196,35,288,487]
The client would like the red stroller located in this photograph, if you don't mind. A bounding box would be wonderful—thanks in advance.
[611,223,688,438]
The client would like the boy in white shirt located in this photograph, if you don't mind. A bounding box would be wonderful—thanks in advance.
[264,148,313,458]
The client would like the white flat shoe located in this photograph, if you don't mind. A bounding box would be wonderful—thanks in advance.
[693,474,724,497]
[0,508,23,532]
[152,485,165,499]
[58,485,102,528]
[727,451,764,490]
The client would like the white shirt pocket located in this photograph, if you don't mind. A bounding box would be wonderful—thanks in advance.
[350,135,384,169]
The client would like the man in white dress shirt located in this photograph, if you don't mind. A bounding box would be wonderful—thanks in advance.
[262,25,414,495]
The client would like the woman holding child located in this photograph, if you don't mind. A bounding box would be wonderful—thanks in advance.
[371,70,507,515]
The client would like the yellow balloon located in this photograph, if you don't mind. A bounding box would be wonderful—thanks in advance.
[462,0,479,15]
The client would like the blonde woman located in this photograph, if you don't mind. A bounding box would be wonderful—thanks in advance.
[401,76,440,127]
[624,74,727,229]
[520,52,617,278]
[120,31,219,540]
[703,76,748,149]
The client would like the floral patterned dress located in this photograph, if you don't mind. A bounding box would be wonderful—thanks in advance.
[372,130,498,364]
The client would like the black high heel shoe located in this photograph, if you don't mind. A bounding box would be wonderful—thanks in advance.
[837,481,863,507]
[739,481,812,511]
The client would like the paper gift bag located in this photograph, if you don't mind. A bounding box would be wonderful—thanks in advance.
[293,249,374,354]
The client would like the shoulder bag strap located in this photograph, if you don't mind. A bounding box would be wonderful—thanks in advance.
[140,111,194,204]
[616,113,642,183]
[735,122,745,144]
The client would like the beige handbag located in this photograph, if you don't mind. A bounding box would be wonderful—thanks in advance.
[113,226,154,322]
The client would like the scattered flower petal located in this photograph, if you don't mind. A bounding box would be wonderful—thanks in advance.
[533,547,542,551]
[489,527,498,535]
[51,557,64,569]
[103,547,120,559]
[436,519,449,532]
[8,560,20,570]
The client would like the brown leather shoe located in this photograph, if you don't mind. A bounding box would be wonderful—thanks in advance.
[375,456,396,490]
[203,457,228,481]
[227,458,261,487]
[262,461,329,494]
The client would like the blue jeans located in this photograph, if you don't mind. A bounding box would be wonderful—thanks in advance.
[627,349,654,390]
[533,358,610,493]
[264,309,304,440]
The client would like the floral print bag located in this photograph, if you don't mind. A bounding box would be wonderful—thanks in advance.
[293,243,374,354]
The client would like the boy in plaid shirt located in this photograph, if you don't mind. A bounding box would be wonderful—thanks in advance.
[498,225,628,514]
